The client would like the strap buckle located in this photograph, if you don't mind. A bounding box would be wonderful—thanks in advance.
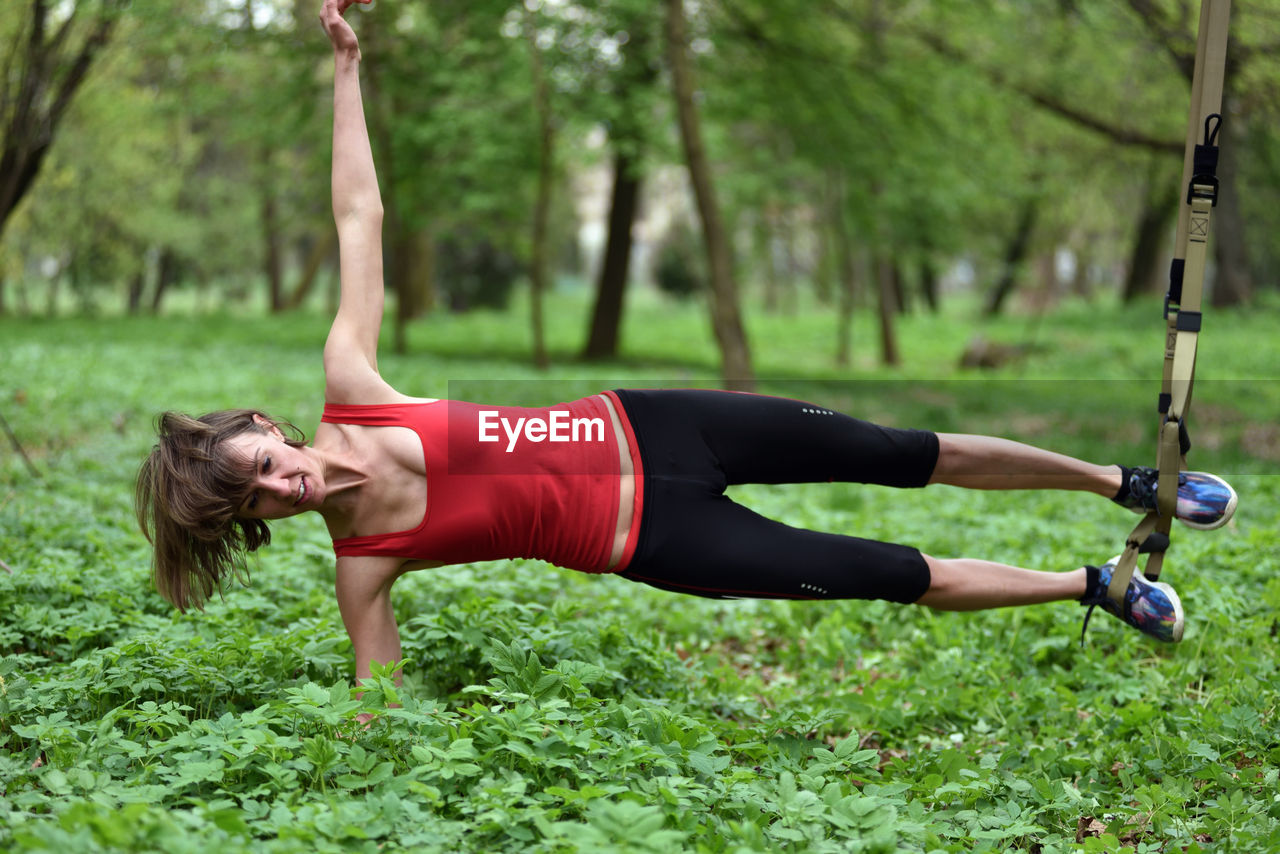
[1186,114,1223,207]
[1187,174,1220,207]
[1166,259,1185,316]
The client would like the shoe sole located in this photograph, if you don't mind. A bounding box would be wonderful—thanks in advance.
[1152,580,1185,643]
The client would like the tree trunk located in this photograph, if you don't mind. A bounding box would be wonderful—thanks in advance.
[919,256,939,312]
[582,149,642,360]
[1069,243,1093,298]
[0,248,9,315]
[262,187,283,313]
[385,223,435,344]
[359,11,413,354]
[664,0,753,390]
[380,228,440,338]
[1210,108,1252,306]
[835,245,857,368]
[524,5,553,371]
[151,249,178,314]
[780,212,799,315]
[832,175,857,367]
[763,206,798,315]
[1033,251,1056,310]
[0,2,122,241]
[985,195,1038,316]
[284,231,337,310]
[388,217,411,354]
[126,268,145,315]
[1123,169,1178,303]
[581,17,656,360]
[760,210,779,315]
[410,225,437,316]
[261,160,285,313]
[814,196,834,306]
[16,273,30,315]
[45,269,59,317]
[1122,4,1253,306]
[874,254,900,367]
[890,260,908,315]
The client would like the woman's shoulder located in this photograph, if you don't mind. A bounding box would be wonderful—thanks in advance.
[324,393,441,407]
[315,379,440,446]
[324,372,439,407]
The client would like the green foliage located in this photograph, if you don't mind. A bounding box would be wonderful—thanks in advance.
[2,295,1279,850]
[653,221,706,299]
[5,0,1280,318]
[436,231,524,310]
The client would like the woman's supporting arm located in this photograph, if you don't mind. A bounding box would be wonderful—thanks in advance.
[335,556,404,701]
[319,0,390,402]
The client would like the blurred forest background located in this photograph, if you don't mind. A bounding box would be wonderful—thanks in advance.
[2,0,1278,385]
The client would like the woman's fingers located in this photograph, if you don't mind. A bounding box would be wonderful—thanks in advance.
[334,0,369,15]
[320,0,362,54]
[320,0,361,26]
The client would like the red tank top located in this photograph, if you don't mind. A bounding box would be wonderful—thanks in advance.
[321,392,643,573]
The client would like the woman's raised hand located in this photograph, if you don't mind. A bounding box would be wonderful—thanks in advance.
[320,0,369,59]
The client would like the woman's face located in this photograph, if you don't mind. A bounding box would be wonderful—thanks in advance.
[223,417,323,520]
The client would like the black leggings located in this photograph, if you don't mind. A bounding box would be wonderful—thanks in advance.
[612,389,938,604]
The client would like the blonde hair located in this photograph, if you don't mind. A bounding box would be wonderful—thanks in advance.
[135,410,306,611]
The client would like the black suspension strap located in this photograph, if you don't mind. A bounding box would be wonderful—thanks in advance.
[1106,0,1231,610]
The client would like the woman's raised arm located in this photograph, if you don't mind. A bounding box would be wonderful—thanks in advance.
[319,0,392,403]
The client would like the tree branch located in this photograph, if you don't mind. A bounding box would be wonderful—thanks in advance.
[1021,89,1181,154]
[0,1,124,235]
[1124,0,1195,80]
[48,11,118,127]
[0,24,19,132]
[912,29,1181,155]
[47,2,82,60]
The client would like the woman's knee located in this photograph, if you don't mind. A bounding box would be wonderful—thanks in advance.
[915,554,951,605]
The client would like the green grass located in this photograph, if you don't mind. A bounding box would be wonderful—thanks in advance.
[1,291,1278,852]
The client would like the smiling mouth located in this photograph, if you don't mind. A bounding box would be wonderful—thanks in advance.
[296,476,307,505]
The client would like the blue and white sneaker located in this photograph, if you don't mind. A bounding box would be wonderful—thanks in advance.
[1080,555,1184,643]
[1118,466,1237,531]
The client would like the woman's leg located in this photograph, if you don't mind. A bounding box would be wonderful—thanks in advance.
[617,484,934,604]
[611,391,1184,639]
[915,554,1087,611]
[914,555,1183,643]
[611,388,942,490]
[930,433,1121,496]
[616,392,1122,495]
[919,436,1119,609]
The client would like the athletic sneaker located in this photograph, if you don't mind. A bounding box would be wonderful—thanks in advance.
[1117,466,1237,531]
[1080,555,1184,643]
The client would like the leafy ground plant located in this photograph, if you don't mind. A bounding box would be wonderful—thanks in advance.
[1,295,1278,851]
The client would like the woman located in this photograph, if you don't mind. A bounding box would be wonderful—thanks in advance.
[137,0,1237,689]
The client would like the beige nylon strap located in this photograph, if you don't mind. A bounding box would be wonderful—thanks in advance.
[1107,0,1230,607]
